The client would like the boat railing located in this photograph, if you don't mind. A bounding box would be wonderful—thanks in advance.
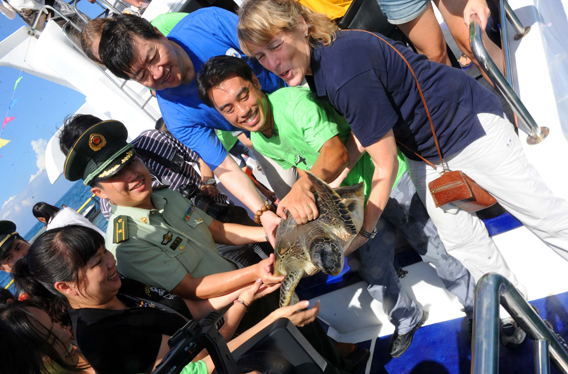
[468,0,549,145]
[471,273,568,374]
[28,1,159,122]
[31,4,83,32]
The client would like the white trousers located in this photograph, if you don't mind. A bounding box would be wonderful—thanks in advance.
[406,113,568,299]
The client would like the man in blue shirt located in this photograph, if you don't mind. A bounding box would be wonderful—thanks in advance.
[95,8,286,242]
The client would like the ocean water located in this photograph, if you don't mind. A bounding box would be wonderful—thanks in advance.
[24,181,108,241]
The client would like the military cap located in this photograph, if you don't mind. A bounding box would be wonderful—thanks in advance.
[0,221,18,258]
[64,120,136,186]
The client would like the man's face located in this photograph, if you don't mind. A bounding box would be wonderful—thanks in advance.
[209,75,272,133]
[129,33,195,90]
[91,157,153,209]
[0,237,30,273]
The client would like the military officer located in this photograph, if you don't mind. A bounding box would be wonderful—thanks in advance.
[59,116,280,301]
[0,220,31,295]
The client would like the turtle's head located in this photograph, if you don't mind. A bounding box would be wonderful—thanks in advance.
[309,236,344,275]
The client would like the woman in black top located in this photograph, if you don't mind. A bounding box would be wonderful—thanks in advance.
[13,225,320,374]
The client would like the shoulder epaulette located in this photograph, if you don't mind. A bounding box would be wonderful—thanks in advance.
[113,215,129,243]
[153,185,169,191]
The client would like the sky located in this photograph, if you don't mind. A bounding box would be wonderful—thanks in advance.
[0,8,97,235]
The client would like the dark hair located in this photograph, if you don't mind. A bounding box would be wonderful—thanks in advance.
[197,55,255,107]
[32,202,60,225]
[80,18,109,63]
[155,117,167,132]
[59,114,103,156]
[0,303,87,373]
[0,288,14,305]
[13,225,105,327]
[99,14,161,80]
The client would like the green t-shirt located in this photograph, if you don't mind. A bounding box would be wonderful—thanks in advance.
[150,12,189,36]
[251,87,406,202]
[216,129,239,151]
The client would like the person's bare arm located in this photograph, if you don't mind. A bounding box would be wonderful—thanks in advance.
[345,130,399,256]
[192,279,281,362]
[276,136,349,224]
[199,159,220,197]
[237,133,254,150]
[215,155,280,246]
[208,219,267,245]
[329,133,365,188]
[170,254,284,300]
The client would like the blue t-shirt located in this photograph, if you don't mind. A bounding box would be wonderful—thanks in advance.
[309,30,503,161]
[157,7,285,170]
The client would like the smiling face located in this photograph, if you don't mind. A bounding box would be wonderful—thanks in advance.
[91,157,154,209]
[27,307,79,366]
[129,33,195,90]
[0,237,30,273]
[209,75,273,135]
[80,245,121,305]
[250,22,312,87]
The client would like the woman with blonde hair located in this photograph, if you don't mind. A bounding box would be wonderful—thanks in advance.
[237,0,568,356]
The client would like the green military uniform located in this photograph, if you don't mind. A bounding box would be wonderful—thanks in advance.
[107,187,239,291]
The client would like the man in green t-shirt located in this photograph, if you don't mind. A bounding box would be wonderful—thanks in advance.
[197,56,476,358]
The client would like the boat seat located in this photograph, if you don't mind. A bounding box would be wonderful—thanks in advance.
[180,0,239,14]
[337,0,412,46]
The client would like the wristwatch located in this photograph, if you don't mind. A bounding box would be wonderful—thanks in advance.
[202,178,216,186]
[359,227,377,239]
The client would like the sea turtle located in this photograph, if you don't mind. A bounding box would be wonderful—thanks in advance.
[274,172,365,307]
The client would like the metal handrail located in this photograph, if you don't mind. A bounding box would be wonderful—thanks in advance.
[471,273,568,374]
[469,5,549,145]
[31,5,82,32]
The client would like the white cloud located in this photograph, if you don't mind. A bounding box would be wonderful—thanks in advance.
[2,195,16,210]
[29,138,47,183]
[21,197,34,207]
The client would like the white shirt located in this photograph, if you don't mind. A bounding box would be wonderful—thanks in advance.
[46,207,106,237]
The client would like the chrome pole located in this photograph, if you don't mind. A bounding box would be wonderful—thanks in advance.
[498,0,513,85]
[503,0,531,40]
[72,0,89,24]
[472,274,500,374]
[535,340,551,374]
[31,5,82,32]
[472,274,568,374]
[469,17,549,145]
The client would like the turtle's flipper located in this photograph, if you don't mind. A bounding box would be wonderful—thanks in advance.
[280,268,304,307]
[306,172,363,235]
[290,291,300,306]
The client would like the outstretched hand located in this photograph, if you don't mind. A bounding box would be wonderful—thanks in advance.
[269,300,321,327]
[463,0,491,30]
[260,210,280,247]
[276,176,318,225]
[255,253,285,285]
[238,278,281,306]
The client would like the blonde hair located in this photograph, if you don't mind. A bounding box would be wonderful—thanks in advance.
[238,0,338,56]
[81,18,110,64]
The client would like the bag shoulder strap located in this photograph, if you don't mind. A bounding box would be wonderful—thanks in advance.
[134,146,185,174]
[343,29,447,172]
